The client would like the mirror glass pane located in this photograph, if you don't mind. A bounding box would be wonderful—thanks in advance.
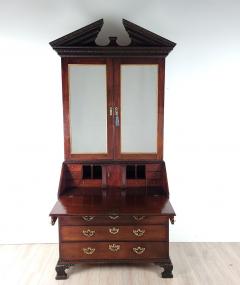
[121,65,158,153]
[69,64,107,154]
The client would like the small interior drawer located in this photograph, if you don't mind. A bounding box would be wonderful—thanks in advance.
[146,164,161,172]
[146,171,161,179]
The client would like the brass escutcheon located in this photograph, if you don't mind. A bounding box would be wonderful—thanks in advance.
[109,227,119,235]
[133,246,145,255]
[82,247,95,255]
[82,229,95,237]
[109,243,120,252]
[109,215,119,220]
[82,216,95,221]
[133,216,146,221]
[133,228,145,237]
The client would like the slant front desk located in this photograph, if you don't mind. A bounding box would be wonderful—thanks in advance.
[49,19,176,280]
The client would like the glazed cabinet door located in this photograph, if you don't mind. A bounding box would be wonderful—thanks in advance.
[114,59,165,160]
[62,58,114,160]
[62,58,164,161]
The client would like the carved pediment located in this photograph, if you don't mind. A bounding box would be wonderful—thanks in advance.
[122,19,176,48]
[50,19,104,47]
[50,19,176,57]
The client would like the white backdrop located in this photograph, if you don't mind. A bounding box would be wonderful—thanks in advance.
[0,0,240,244]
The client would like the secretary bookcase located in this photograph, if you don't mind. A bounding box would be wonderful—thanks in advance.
[49,19,176,280]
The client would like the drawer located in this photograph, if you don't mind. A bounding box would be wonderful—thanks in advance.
[60,215,168,226]
[146,179,161,186]
[146,171,161,179]
[146,164,161,172]
[67,164,82,172]
[60,225,168,241]
[60,241,168,261]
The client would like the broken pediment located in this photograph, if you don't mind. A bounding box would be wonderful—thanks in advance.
[50,19,176,57]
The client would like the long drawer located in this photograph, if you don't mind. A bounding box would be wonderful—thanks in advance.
[60,215,168,226]
[60,225,168,241]
[60,242,168,261]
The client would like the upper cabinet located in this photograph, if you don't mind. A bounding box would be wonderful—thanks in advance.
[50,19,176,160]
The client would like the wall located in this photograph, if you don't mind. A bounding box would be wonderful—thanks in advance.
[0,0,240,243]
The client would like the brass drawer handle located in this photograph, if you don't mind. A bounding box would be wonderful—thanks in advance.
[82,216,95,221]
[109,227,119,235]
[133,229,145,237]
[133,246,145,255]
[82,229,95,237]
[82,247,95,255]
[109,215,119,220]
[109,243,120,252]
[133,216,145,221]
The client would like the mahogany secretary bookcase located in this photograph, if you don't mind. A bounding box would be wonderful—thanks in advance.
[49,19,176,280]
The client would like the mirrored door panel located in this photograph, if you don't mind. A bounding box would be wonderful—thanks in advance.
[68,64,109,156]
[116,64,159,159]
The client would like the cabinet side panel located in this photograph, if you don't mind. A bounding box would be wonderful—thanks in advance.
[157,59,165,160]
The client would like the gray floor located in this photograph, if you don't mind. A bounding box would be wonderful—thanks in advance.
[0,243,239,285]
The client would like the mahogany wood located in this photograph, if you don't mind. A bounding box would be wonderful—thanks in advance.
[106,165,123,187]
[50,19,176,58]
[114,58,165,160]
[146,172,162,179]
[61,225,168,241]
[125,179,146,187]
[57,161,169,193]
[49,19,176,280]
[57,163,67,197]
[50,194,175,217]
[60,241,169,261]
[61,57,165,161]
[157,60,165,159]
[60,215,169,226]
[146,164,162,171]
[62,58,114,160]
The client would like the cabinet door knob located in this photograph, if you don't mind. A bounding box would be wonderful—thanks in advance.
[133,246,145,255]
[82,229,95,237]
[82,247,95,255]
[133,229,145,237]
[115,107,120,127]
[109,227,119,235]
[82,216,95,221]
[109,107,113,116]
[133,215,145,221]
[109,244,120,252]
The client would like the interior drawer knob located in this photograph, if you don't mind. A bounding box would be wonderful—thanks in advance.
[82,247,95,255]
[133,246,145,255]
[109,215,119,220]
[133,228,145,237]
[109,227,119,235]
[82,229,95,237]
[133,215,145,221]
[82,216,95,221]
[109,244,120,252]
